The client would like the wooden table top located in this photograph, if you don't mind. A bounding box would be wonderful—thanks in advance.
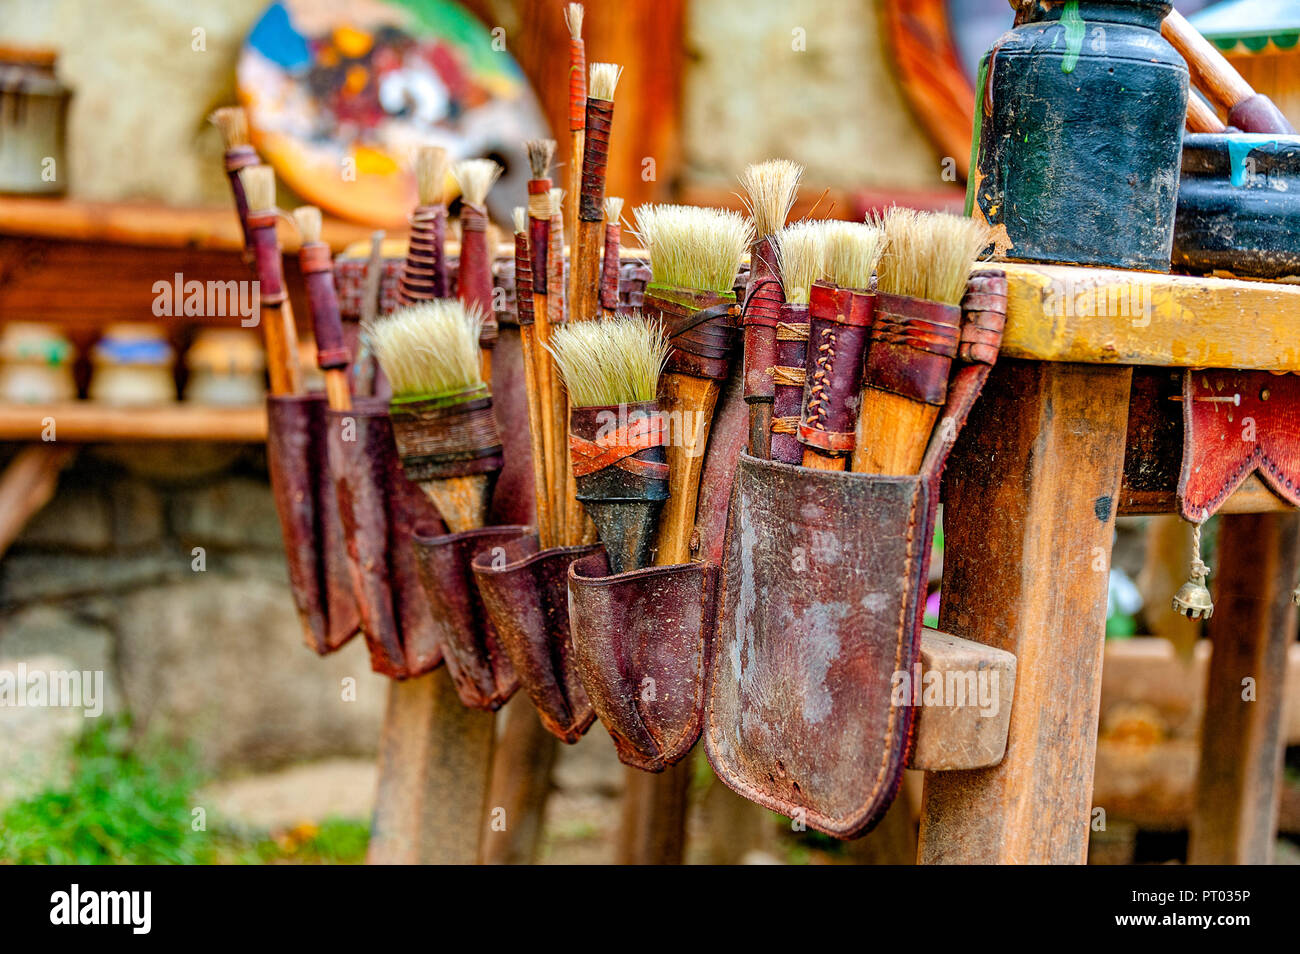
[1000,261,1300,372]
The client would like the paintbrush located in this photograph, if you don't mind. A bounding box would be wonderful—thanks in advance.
[768,219,829,465]
[634,203,751,564]
[549,186,567,320]
[798,222,884,471]
[239,165,302,396]
[514,206,554,547]
[526,141,562,545]
[600,197,624,318]
[368,300,504,533]
[851,209,989,476]
[292,206,351,411]
[549,184,584,543]
[571,63,624,334]
[548,315,670,574]
[738,160,803,458]
[564,3,586,251]
[352,230,386,397]
[452,158,504,382]
[209,107,259,257]
[398,146,450,305]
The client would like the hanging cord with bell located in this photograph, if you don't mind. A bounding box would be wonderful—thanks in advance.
[1172,518,1214,620]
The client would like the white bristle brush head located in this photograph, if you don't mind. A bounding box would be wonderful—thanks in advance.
[365,299,485,398]
[589,62,623,102]
[546,313,669,408]
[739,159,803,240]
[633,203,753,293]
[452,158,503,211]
[239,165,276,213]
[292,206,323,244]
[415,146,449,206]
[773,220,831,304]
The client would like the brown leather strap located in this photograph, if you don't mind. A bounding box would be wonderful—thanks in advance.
[569,414,667,479]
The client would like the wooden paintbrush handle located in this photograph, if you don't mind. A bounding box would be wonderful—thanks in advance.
[300,241,351,411]
[655,373,720,565]
[851,391,939,476]
[1162,9,1252,111]
[519,329,554,548]
[247,209,302,396]
[1164,9,1293,132]
[1186,91,1225,133]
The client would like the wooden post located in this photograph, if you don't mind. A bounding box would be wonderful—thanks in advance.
[481,698,558,864]
[617,760,693,864]
[917,360,1131,864]
[367,667,496,864]
[1189,511,1299,864]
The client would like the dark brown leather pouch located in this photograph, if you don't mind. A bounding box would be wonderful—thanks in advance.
[705,270,1007,838]
[568,553,718,772]
[562,361,750,772]
[266,393,360,654]
[412,525,523,710]
[472,534,601,742]
[327,399,445,679]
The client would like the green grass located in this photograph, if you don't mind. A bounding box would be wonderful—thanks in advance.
[0,719,368,865]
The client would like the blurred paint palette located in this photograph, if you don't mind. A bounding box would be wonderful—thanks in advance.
[238,0,547,227]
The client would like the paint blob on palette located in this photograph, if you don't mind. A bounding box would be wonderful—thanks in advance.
[238,0,547,227]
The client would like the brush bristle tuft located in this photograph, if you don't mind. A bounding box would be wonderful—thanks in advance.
[292,206,323,244]
[513,206,527,235]
[452,159,502,210]
[872,209,990,305]
[604,196,624,224]
[415,146,449,206]
[239,166,276,213]
[565,3,584,40]
[526,139,556,180]
[773,220,830,304]
[210,107,249,149]
[588,63,623,101]
[632,203,752,293]
[547,314,669,408]
[739,159,803,239]
[366,299,485,398]
[824,221,883,290]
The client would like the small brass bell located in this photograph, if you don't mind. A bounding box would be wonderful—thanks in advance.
[1172,576,1214,619]
[1172,520,1213,620]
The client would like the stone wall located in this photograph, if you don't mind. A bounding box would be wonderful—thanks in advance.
[0,443,386,802]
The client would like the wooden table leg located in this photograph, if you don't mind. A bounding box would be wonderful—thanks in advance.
[917,361,1132,864]
[0,444,76,556]
[617,761,693,864]
[481,697,558,864]
[367,667,496,864]
[1189,511,1299,864]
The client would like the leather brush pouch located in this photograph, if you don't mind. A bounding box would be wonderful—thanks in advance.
[568,553,718,771]
[564,361,750,772]
[472,534,602,742]
[266,393,360,654]
[705,270,1008,838]
[412,525,523,710]
[328,399,445,679]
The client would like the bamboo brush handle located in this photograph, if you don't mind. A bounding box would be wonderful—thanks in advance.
[532,290,561,545]
[519,328,555,548]
[851,389,939,476]
[655,373,720,565]
[1162,9,1253,111]
[573,218,604,325]
[1186,91,1226,133]
[801,447,846,471]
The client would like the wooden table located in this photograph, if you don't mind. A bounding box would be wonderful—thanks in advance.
[918,262,1300,864]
